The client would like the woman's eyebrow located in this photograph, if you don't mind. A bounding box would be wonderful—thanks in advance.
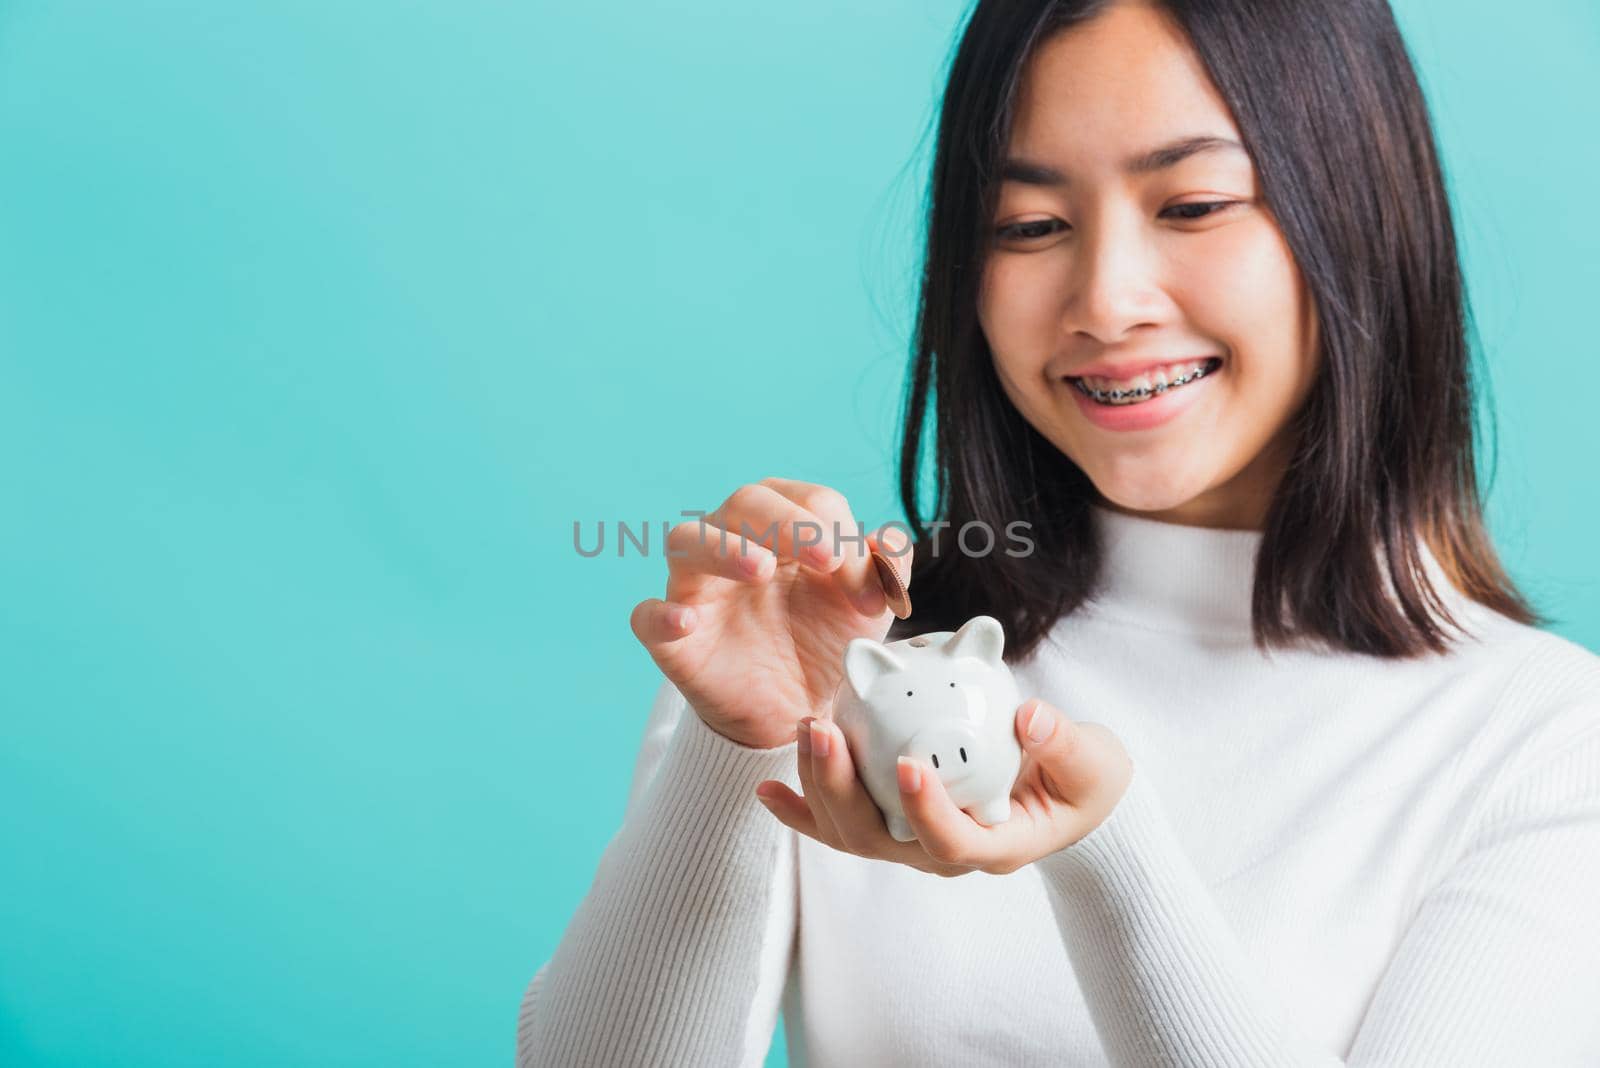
[1000,135,1246,186]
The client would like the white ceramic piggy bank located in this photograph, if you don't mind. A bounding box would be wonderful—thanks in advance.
[831,615,1023,843]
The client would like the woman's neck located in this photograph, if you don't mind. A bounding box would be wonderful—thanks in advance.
[1085,504,1262,635]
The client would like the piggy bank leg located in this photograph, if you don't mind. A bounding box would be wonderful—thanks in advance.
[972,797,1013,827]
[885,812,916,843]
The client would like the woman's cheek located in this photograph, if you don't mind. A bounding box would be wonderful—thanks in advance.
[1171,223,1269,321]
[983,256,1064,341]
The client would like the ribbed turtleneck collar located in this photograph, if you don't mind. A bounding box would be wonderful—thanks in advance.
[1085,504,1262,635]
[1076,504,1492,645]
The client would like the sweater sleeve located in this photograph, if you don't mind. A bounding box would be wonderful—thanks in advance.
[1033,652,1600,1067]
[515,677,802,1068]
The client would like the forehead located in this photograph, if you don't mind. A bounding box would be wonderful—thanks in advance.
[1008,3,1239,158]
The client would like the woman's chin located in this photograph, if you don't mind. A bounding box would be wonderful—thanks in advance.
[1085,474,1210,518]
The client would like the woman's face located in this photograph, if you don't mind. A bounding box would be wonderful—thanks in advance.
[977,0,1319,530]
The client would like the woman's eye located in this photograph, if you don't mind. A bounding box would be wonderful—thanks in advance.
[1161,200,1238,221]
[995,219,1064,241]
[995,201,1237,242]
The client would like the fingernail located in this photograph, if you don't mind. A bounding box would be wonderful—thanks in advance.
[897,756,921,793]
[809,720,831,758]
[796,719,812,754]
[1025,702,1056,744]
[755,784,778,805]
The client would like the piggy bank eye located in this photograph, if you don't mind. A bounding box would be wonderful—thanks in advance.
[949,682,954,687]
[906,690,913,697]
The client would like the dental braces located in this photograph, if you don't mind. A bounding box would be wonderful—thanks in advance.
[1073,360,1214,404]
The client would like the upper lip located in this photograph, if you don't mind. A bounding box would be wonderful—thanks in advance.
[1064,354,1221,380]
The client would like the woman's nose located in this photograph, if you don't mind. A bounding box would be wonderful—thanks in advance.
[1062,221,1164,343]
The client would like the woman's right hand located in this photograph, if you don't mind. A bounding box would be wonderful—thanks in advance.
[629,477,913,750]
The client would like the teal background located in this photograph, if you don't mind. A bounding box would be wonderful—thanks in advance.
[1,1,1595,1065]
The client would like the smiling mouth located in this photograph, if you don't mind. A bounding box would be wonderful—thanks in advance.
[1067,357,1223,406]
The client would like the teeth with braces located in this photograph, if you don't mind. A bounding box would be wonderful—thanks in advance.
[1072,359,1217,404]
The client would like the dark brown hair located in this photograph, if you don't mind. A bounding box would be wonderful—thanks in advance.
[888,0,1538,660]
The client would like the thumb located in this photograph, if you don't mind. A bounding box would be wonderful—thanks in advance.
[1015,698,1102,800]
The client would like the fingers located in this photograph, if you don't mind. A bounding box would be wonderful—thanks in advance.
[894,757,994,868]
[754,780,817,837]
[761,700,1125,879]
[804,718,899,855]
[638,510,790,655]
[757,778,962,877]
[784,716,959,871]
[668,478,910,620]
[899,755,1044,873]
[721,477,889,618]
[1014,699,1099,800]
[661,518,777,602]
[629,597,700,648]
[705,481,844,572]
[794,717,847,847]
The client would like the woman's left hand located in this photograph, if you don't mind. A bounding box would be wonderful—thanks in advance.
[754,698,1133,877]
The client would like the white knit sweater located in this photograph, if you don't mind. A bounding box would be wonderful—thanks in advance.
[516,508,1600,1066]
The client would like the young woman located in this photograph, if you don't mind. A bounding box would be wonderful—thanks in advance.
[518,0,1600,1063]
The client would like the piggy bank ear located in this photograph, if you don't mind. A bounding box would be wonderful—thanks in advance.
[844,639,906,701]
[943,615,1005,665]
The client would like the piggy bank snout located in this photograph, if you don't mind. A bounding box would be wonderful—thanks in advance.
[902,724,982,787]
